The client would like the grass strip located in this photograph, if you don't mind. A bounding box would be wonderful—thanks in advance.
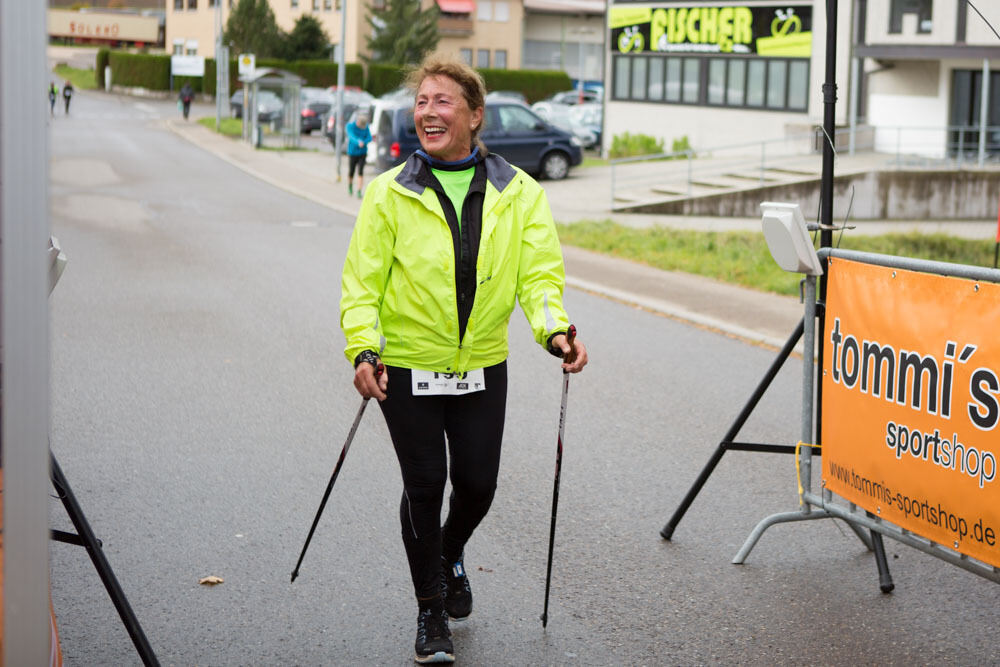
[556,220,997,297]
[52,64,97,91]
[198,117,243,137]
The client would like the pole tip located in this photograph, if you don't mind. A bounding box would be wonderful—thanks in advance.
[540,613,548,628]
[290,571,298,583]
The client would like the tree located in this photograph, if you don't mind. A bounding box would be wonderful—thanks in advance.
[364,0,440,65]
[223,0,285,59]
[284,15,332,61]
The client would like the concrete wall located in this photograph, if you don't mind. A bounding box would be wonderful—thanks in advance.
[622,169,1000,220]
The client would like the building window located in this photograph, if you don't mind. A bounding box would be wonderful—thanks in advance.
[630,57,647,100]
[682,58,700,104]
[313,0,320,9]
[648,58,664,101]
[707,59,726,105]
[495,49,507,69]
[477,49,490,68]
[174,0,183,8]
[478,0,492,21]
[172,39,184,55]
[612,54,810,112]
[291,0,298,7]
[187,0,197,8]
[325,0,332,8]
[208,0,217,6]
[665,58,681,102]
[726,60,746,106]
[459,48,472,65]
[493,1,508,22]
[890,0,932,34]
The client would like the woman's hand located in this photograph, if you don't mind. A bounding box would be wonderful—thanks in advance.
[551,334,588,373]
[354,360,388,400]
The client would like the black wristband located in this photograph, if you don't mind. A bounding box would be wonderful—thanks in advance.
[546,331,568,357]
[354,349,381,369]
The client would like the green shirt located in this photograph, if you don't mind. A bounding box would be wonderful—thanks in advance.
[432,167,476,228]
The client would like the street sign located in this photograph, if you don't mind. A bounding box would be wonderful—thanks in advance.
[171,54,205,77]
[238,53,255,78]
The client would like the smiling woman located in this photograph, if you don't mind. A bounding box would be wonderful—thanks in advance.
[337,52,588,666]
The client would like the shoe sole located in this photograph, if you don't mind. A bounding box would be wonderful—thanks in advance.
[414,650,455,663]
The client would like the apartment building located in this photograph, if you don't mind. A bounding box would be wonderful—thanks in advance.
[165,0,542,71]
[859,0,1000,157]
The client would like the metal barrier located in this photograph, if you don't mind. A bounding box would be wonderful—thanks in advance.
[666,247,1000,588]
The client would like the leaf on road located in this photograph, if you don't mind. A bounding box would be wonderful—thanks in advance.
[199,575,224,586]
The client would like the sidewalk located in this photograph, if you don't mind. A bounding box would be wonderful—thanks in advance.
[162,118,819,350]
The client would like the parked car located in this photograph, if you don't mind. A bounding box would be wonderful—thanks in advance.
[545,88,601,105]
[370,97,582,179]
[485,90,528,104]
[324,89,375,147]
[531,101,598,149]
[299,87,336,134]
[229,89,284,124]
[569,102,603,148]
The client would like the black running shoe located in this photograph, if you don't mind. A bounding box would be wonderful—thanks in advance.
[414,607,454,664]
[442,557,473,621]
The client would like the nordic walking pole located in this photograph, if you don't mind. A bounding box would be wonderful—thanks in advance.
[541,325,576,628]
[291,362,384,582]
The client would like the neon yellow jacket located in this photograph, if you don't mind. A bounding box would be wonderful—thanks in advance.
[340,153,570,373]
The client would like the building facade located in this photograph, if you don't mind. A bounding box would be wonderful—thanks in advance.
[164,0,525,69]
[858,0,1000,158]
[604,0,854,152]
[604,0,1000,158]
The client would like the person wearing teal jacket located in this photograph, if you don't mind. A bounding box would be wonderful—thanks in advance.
[340,54,587,664]
[345,112,371,197]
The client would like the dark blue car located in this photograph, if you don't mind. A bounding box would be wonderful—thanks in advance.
[371,98,583,179]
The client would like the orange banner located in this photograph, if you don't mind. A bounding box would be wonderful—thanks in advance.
[822,258,1000,568]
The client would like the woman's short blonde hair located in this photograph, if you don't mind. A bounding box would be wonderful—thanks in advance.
[405,53,488,154]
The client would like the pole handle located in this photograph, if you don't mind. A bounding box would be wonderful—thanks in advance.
[561,324,577,367]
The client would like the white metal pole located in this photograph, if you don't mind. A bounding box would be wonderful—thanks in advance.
[334,0,348,182]
[1,1,52,662]
[215,0,223,130]
[979,58,989,167]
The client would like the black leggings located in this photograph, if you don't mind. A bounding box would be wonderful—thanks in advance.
[378,362,507,600]
[348,154,366,179]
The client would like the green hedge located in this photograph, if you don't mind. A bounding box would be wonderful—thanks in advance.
[367,63,407,97]
[95,48,110,89]
[478,69,573,104]
[108,52,170,90]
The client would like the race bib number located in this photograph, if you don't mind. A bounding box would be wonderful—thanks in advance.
[412,369,486,396]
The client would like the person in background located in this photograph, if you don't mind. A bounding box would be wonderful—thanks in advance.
[339,53,587,664]
[49,82,58,117]
[61,80,74,115]
[345,111,371,197]
[179,82,194,120]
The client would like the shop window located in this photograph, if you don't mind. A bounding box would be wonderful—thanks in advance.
[707,59,726,105]
[665,58,681,102]
[766,60,787,109]
[631,57,647,100]
[787,61,809,110]
[682,59,700,104]
[613,56,629,99]
[648,58,664,101]
[746,60,766,107]
[890,0,932,34]
[726,59,746,106]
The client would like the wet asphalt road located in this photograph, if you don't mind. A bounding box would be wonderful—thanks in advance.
[47,90,1000,666]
